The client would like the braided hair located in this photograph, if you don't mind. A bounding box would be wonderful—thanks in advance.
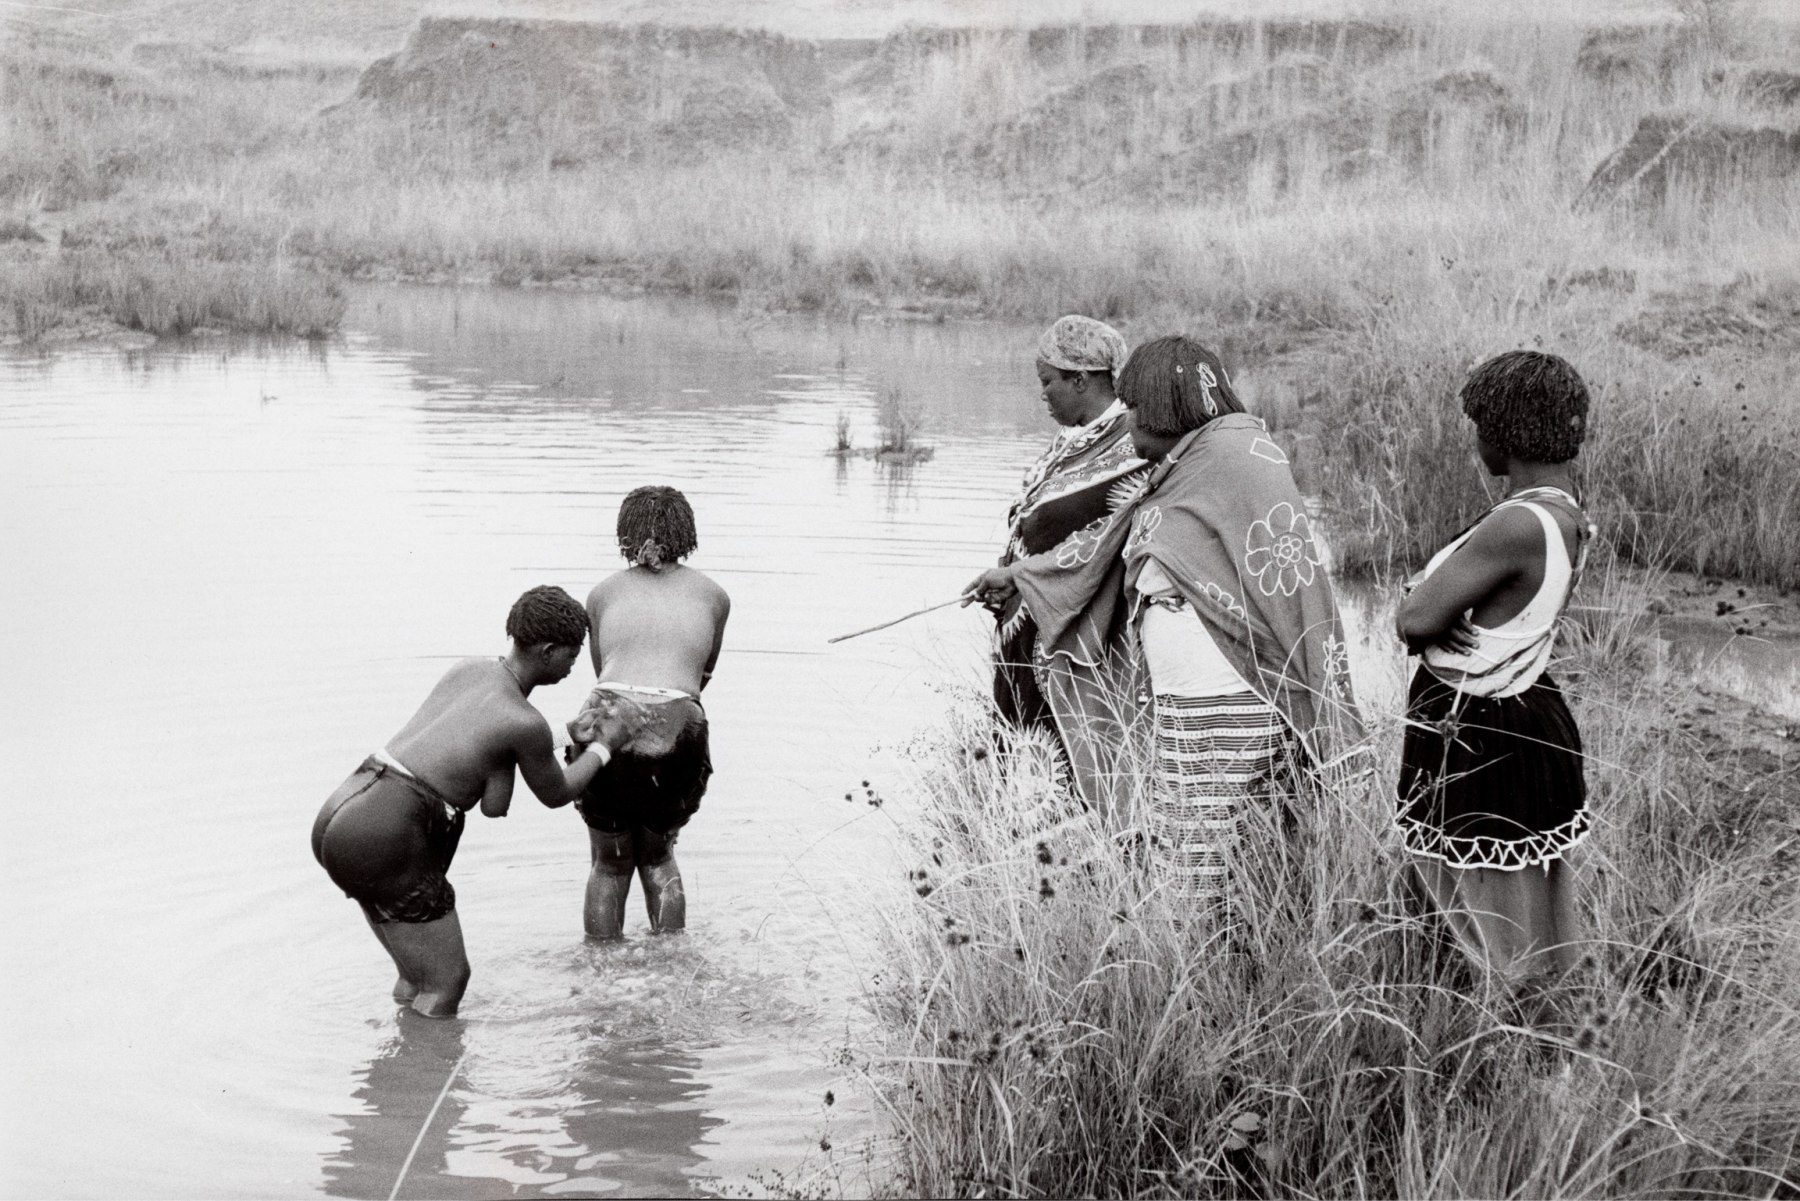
[1116,335,1246,436]
[617,485,698,568]
[505,585,588,648]
[1460,350,1589,464]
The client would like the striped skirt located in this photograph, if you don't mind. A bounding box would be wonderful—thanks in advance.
[1149,691,1287,903]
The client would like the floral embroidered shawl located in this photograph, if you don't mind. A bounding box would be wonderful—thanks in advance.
[1013,413,1366,783]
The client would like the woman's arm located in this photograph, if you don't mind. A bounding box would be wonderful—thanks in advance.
[513,704,639,808]
[701,590,730,691]
[1396,508,1538,654]
[963,513,1110,611]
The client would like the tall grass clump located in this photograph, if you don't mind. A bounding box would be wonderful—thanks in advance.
[1,252,345,340]
[871,608,1799,1197]
[875,384,933,462]
[1297,306,1800,589]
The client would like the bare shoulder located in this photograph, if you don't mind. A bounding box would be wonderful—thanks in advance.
[499,695,553,749]
[588,570,631,608]
[1468,504,1546,565]
[691,567,731,611]
[435,656,489,691]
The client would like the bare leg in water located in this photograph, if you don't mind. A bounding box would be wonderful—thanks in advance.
[585,828,634,940]
[585,827,686,938]
[363,906,471,1018]
[363,911,419,1004]
[637,827,686,934]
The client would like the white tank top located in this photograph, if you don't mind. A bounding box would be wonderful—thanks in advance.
[1134,559,1254,696]
[1417,489,1588,698]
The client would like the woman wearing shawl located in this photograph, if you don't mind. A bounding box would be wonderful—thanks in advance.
[967,336,1364,902]
[979,315,1147,736]
[1394,351,1595,989]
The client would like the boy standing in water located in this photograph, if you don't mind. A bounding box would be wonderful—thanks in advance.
[312,586,640,1017]
[568,486,730,939]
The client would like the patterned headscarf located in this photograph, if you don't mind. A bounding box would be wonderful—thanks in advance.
[1037,315,1129,378]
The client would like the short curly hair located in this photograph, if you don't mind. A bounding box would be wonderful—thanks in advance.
[1116,335,1246,437]
[1460,350,1590,464]
[505,585,588,648]
[617,485,698,567]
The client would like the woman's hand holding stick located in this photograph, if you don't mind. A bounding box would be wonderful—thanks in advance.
[825,566,1020,644]
[961,565,1017,615]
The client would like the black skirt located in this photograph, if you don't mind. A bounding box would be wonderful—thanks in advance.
[1395,665,1590,870]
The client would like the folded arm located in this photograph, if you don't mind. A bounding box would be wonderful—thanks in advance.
[1397,509,1536,655]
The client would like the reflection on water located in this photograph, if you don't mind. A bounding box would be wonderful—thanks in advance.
[545,1031,719,1197]
[326,1015,472,1201]
[326,1006,721,1200]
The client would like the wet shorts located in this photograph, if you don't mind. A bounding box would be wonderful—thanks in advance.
[590,824,681,873]
[570,688,712,835]
[311,756,467,924]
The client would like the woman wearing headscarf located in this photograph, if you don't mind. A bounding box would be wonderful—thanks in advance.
[977,314,1147,737]
[967,336,1365,902]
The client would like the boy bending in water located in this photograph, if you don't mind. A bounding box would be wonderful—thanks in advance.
[312,586,639,1017]
[568,486,730,939]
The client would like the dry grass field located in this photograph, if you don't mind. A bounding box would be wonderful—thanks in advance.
[4,2,1798,587]
[869,598,1800,1197]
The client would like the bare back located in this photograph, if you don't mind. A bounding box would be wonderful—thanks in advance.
[587,563,731,695]
[386,659,547,806]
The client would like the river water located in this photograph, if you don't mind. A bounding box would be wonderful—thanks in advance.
[3,285,1794,1199]
[0,286,1063,1199]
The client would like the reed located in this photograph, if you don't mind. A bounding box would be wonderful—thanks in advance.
[867,587,1800,1199]
[875,385,932,461]
[0,252,346,340]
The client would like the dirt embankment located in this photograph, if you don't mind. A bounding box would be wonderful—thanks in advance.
[1583,112,1800,204]
[336,13,1796,202]
[340,18,851,158]
[336,14,1533,190]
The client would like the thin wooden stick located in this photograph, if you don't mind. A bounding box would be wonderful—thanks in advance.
[388,1046,468,1201]
[827,597,965,644]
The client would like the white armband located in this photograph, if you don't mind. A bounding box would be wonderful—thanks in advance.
[581,741,612,767]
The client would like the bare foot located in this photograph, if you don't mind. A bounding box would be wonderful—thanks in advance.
[409,991,461,1019]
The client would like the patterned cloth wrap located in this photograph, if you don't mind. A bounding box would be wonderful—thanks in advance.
[994,401,1148,729]
[1036,314,1130,377]
[1010,413,1368,804]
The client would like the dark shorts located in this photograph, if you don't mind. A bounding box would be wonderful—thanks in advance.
[311,757,466,924]
[574,696,711,835]
[589,824,680,873]
[1396,667,1589,871]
